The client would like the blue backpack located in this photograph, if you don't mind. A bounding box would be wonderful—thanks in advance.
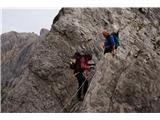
[111,32,120,49]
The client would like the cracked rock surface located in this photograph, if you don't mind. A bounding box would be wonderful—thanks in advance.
[1,8,160,112]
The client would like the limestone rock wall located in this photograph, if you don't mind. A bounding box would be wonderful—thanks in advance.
[1,8,160,112]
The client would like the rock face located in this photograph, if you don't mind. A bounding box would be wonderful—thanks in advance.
[1,31,39,111]
[80,8,160,112]
[1,8,160,112]
[1,31,38,81]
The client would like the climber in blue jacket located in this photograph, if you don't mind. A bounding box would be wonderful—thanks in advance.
[102,31,116,56]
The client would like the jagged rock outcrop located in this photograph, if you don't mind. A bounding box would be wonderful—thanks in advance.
[80,8,160,112]
[39,28,49,40]
[1,31,39,110]
[1,31,38,81]
[1,8,160,112]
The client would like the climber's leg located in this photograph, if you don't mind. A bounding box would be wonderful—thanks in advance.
[76,72,84,100]
[104,47,112,54]
[83,79,88,97]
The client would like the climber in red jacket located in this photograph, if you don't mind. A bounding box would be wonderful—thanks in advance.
[70,52,95,101]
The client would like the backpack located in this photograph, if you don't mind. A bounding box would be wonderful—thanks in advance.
[111,32,120,49]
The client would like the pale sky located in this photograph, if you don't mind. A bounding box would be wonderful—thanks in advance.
[1,9,60,35]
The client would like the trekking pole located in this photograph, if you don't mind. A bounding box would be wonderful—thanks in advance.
[60,80,87,112]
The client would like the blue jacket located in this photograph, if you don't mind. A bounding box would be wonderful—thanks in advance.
[104,34,115,48]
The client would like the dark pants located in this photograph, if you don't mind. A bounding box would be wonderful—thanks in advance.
[104,47,112,54]
[75,72,88,99]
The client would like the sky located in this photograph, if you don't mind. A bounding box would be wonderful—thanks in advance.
[1,8,60,35]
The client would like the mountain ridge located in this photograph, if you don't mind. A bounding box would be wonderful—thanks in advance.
[1,8,160,112]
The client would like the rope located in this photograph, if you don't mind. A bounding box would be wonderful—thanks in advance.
[60,79,87,112]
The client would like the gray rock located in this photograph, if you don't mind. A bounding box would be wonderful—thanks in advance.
[1,31,39,112]
[39,28,49,40]
[1,8,160,113]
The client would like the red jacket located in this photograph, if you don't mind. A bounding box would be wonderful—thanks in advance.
[79,56,89,71]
